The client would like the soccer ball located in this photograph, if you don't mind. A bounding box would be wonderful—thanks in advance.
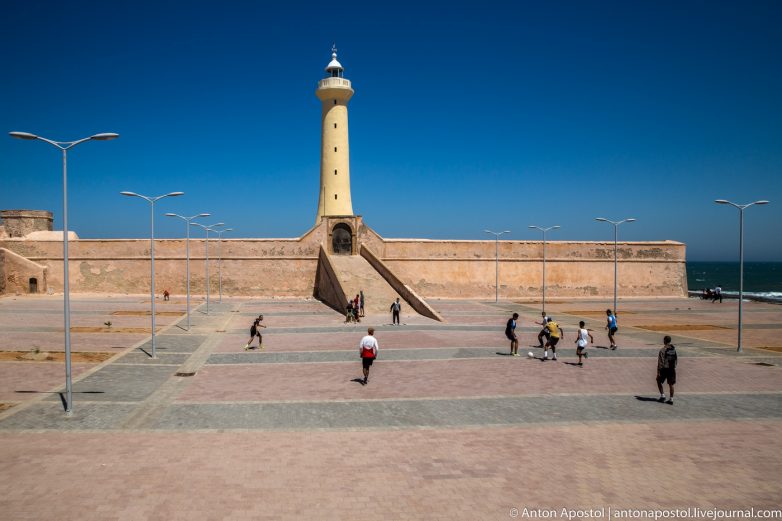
[527,352,534,358]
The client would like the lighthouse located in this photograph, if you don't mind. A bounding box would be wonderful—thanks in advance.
[315,46,354,223]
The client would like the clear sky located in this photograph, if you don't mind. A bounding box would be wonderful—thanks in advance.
[1,1,780,261]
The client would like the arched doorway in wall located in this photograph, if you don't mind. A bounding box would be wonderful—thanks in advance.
[332,223,353,255]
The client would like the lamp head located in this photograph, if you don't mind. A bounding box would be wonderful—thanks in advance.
[120,191,139,197]
[90,133,119,141]
[552,225,561,230]
[625,218,637,223]
[595,217,608,222]
[755,200,770,205]
[197,213,211,217]
[164,213,178,217]
[503,230,511,234]
[714,199,730,205]
[223,228,234,232]
[166,191,184,197]
[9,131,38,140]
[211,222,225,228]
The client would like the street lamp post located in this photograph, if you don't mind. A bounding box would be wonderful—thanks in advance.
[190,222,224,314]
[165,213,211,330]
[714,199,770,352]
[595,217,636,315]
[10,131,118,414]
[121,191,184,358]
[484,229,511,303]
[529,225,560,314]
[213,228,234,303]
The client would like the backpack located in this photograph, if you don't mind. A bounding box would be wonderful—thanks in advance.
[663,346,677,368]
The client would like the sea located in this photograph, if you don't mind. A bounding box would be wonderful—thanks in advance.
[687,262,782,302]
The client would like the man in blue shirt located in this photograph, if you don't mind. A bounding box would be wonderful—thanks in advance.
[505,313,520,356]
[606,309,618,350]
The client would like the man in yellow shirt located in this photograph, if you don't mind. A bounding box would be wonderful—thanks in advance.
[543,318,564,361]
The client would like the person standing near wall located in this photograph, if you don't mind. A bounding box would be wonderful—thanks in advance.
[359,290,365,317]
[390,298,401,325]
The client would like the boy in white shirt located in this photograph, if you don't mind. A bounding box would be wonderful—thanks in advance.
[359,327,379,385]
[575,320,594,366]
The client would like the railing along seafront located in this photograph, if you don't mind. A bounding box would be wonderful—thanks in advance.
[318,77,352,89]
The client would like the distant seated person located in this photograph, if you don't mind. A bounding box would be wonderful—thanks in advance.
[163,289,170,301]
[701,288,712,300]
[346,300,355,323]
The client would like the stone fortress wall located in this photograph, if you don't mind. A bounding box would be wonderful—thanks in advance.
[0,211,687,299]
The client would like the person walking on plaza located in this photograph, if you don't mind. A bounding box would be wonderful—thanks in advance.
[359,327,379,385]
[390,297,401,325]
[163,289,170,301]
[359,290,365,317]
[543,318,563,361]
[255,314,267,348]
[244,319,264,350]
[712,285,723,303]
[575,321,594,366]
[506,313,520,356]
[535,311,551,347]
[656,336,678,404]
[606,309,618,349]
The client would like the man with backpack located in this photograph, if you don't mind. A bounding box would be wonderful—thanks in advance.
[656,335,678,404]
[359,327,379,385]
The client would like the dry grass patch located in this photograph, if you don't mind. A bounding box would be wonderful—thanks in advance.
[70,326,157,333]
[111,310,183,317]
[635,324,732,331]
[560,310,637,317]
[0,351,115,363]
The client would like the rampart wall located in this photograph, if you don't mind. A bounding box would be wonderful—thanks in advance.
[0,225,687,299]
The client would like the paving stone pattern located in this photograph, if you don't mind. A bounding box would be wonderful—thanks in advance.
[0,294,780,520]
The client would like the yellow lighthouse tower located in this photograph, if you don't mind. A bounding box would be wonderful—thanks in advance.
[315,46,354,223]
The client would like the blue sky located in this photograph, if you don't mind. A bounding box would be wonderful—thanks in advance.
[1,0,780,260]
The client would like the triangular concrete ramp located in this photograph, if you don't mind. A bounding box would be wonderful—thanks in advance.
[327,253,400,315]
[314,245,443,321]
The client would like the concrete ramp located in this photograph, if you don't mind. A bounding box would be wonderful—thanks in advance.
[314,245,443,321]
[326,252,402,315]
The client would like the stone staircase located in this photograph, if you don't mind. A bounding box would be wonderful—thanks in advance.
[326,253,401,315]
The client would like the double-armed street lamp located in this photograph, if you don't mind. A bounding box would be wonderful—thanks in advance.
[714,199,770,352]
[213,228,234,303]
[529,225,560,314]
[484,229,511,303]
[190,222,225,315]
[120,191,184,358]
[595,217,636,315]
[165,213,211,330]
[10,131,119,414]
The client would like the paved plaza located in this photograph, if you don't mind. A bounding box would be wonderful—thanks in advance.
[1,294,781,520]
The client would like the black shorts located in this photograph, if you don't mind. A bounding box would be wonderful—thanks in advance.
[609,327,618,335]
[548,337,560,347]
[657,368,676,385]
[505,332,516,341]
[362,357,375,369]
